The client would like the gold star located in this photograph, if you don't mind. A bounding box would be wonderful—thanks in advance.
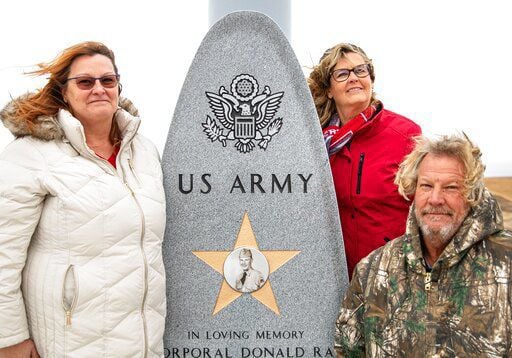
[193,212,300,315]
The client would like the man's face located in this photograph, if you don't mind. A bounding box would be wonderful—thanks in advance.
[239,256,251,271]
[414,154,470,244]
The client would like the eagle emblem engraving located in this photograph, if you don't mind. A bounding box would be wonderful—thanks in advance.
[202,74,284,153]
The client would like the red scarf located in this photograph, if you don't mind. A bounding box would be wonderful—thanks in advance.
[323,103,381,158]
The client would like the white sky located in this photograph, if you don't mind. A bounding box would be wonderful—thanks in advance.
[1,1,510,176]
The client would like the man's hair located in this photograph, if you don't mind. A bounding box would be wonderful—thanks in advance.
[239,248,253,259]
[395,133,485,207]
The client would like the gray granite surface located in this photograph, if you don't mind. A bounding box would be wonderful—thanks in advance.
[162,11,348,357]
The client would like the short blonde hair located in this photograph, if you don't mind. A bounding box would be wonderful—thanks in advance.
[395,134,485,207]
[239,249,253,259]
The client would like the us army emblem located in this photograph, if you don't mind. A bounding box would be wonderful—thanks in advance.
[202,74,284,153]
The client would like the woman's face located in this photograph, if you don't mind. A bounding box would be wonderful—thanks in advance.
[327,52,372,116]
[62,54,119,125]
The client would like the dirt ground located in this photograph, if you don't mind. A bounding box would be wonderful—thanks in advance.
[484,177,512,230]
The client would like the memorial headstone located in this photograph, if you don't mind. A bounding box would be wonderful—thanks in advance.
[162,11,349,358]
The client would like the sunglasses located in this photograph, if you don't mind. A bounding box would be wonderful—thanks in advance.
[65,74,120,90]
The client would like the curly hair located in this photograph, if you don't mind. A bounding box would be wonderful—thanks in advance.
[10,41,121,143]
[307,43,378,127]
[395,134,486,207]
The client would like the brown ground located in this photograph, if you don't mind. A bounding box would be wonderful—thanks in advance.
[484,177,512,230]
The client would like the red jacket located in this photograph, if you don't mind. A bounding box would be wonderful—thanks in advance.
[330,106,421,277]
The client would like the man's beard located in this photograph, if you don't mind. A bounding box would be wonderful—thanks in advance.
[416,207,467,245]
[418,218,458,244]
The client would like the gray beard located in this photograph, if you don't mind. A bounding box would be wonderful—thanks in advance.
[415,205,469,246]
[418,218,458,245]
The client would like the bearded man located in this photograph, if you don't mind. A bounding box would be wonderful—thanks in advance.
[334,134,512,357]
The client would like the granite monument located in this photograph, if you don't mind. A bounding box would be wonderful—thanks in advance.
[162,11,349,358]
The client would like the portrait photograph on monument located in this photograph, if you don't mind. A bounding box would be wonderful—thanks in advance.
[0,1,511,357]
[224,247,269,294]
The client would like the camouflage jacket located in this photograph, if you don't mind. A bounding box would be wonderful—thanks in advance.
[335,189,512,357]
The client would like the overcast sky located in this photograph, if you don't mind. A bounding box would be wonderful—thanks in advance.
[1,1,510,176]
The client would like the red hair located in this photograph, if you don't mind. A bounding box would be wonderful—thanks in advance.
[12,41,120,140]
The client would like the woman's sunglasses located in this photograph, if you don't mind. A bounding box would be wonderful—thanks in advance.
[65,74,120,90]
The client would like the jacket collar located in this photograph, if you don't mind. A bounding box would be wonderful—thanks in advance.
[57,106,140,159]
[403,189,504,273]
[350,101,384,138]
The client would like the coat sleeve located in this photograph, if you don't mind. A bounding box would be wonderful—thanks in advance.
[334,263,367,357]
[0,141,47,348]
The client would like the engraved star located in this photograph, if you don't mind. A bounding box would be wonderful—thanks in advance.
[192,212,300,315]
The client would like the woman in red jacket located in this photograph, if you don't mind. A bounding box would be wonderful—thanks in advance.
[308,43,421,278]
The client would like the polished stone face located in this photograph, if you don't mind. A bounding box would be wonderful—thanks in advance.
[162,11,348,356]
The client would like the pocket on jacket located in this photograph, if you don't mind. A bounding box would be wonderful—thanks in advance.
[61,265,79,327]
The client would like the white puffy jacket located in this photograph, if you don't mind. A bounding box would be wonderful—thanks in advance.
[0,98,166,357]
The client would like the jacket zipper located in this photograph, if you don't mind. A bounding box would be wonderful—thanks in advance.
[123,170,149,358]
[356,152,365,194]
[74,125,147,351]
[424,272,432,291]
[128,158,141,186]
[61,265,79,328]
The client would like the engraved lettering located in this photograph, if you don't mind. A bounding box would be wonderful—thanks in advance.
[205,330,250,339]
[271,174,291,193]
[178,174,193,194]
[168,347,232,358]
[313,347,334,357]
[241,346,305,357]
[201,174,212,194]
[255,331,304,339]
[251,174,265,193]
[187,331,200,339]
[230,175,246,193]
[297,174,313,193]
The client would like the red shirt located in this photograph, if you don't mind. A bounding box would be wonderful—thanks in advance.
[96,145,120,168]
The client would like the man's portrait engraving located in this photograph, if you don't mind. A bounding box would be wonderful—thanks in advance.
[223,247,269,293]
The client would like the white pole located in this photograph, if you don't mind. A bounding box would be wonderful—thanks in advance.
[208,0,291,40]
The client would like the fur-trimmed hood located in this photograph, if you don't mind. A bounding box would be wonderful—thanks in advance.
[0,94,139,141]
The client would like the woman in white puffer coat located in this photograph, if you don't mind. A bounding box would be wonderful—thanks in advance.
[0,42,166,357]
